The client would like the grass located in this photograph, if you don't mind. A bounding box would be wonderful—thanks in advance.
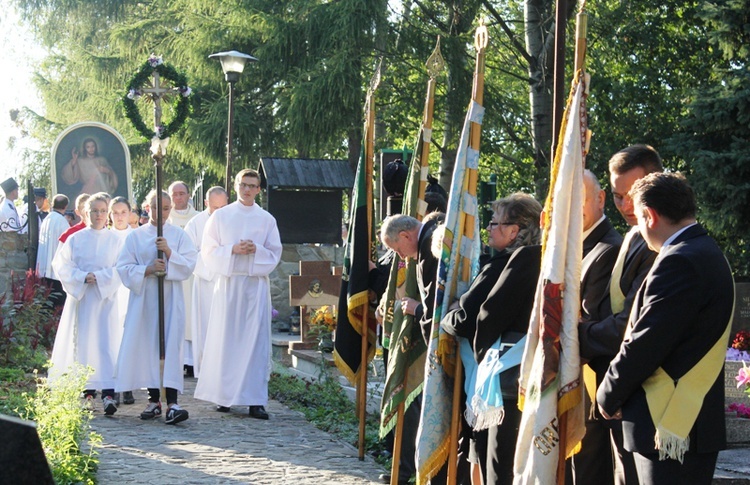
[268,362,390,467]
[0,367,36,416]
[23,365,101,485]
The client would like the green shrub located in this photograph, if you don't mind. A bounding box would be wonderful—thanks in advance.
[0,270,59,371]
[0,367,36,416]
[23,365,101,485]
[268,364,388,466]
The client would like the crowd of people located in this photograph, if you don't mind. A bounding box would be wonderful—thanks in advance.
[0,142,735,484]
[375,144,733,485]
[0,169,281,426]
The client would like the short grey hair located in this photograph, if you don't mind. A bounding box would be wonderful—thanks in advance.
[380,214,420,244]
[491,192,542,249]
[206,186,227,199]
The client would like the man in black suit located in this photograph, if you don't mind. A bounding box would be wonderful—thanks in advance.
[578,145,662,484]
[380,212,443,345]
[568,170,623,484]
[597,172,733,484]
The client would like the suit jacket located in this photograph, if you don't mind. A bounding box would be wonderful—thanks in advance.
[579,229,657,378]
[416,218,439,344]
[580,218,623,323]
[597,224,734,454]
[441,250,512,352]
[474,245,542,362]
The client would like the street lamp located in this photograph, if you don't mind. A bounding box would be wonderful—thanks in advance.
[208,50,258,192]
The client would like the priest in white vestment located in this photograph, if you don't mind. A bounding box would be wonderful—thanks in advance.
[183,186,228,378]
[49,193,124,415]
[115,189,197,425]
[194,169,282,419]
[37,194,71,290]
[166,180,200,375]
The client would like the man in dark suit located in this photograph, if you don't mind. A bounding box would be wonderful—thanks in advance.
[380,212,443,345]
[568,170,623,484]
[578,145,662,484]
[382,212,471,485]
[597,172,733,484]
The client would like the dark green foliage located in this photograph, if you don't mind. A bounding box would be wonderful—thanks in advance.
[268,370,387,464]
[0,270,59,371]
[663,0,750,276]
[122,59,191,140]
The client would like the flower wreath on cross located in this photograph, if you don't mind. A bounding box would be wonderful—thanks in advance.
[122,55,191,140]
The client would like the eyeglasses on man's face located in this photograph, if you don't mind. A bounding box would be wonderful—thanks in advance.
[238,183,259,190]
[89,209,108,215]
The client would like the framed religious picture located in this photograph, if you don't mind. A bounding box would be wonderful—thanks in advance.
[51,122,132,203]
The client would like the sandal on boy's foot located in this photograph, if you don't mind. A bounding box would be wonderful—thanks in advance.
[102,396,118,416]
[122,391,135,405]
[140,401,162,420]
[165,404,189,425]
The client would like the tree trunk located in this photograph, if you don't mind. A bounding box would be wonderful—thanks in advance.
[525,0,556,200]
[437,1,481,193]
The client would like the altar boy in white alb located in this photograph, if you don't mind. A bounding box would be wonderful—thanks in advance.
[183,186,229,378]
[194,169,282,420]
[115,189,197,425]
[50,192,124,415]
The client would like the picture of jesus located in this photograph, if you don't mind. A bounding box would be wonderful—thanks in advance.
[51,122,132,204]
[62,138,119,195]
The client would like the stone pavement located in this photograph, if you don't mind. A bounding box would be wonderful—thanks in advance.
[89,377,385,484]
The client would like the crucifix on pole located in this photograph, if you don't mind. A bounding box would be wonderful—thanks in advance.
[141,67,181,395]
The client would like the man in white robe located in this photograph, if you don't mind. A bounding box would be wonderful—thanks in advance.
[37,194,70,306]
[183,186,228,378]
[49,193,123,415]
[0,177,20,232]
[166,180,200,376]
[115,190,197,425]
[194,169,282,419]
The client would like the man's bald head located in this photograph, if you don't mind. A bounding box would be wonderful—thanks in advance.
[582,169,605,232]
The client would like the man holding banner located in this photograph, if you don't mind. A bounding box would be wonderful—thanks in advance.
[597,172,733,484]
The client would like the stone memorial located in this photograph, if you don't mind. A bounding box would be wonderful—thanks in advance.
[0,414,54,484]
[289,260,341,349]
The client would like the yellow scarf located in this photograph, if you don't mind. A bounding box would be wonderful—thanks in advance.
[640,280,734,462]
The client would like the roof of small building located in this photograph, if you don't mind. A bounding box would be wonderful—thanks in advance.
[258,157,354,190]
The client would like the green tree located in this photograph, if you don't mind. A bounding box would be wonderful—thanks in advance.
[666,0,750,276]
[13,0,380,195]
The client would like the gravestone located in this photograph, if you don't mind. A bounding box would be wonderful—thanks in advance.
[0,414,54,484]
[733,282,750,335]
[289,261,341,349]
[725,360,747,407]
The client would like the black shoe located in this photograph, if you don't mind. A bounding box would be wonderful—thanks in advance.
[216,405,230,413]
[102,396,118,416]
[165,404,189,425]
[378,474,390,484]
[122,391,135,405]
[248,405,269,420]
[184,365,194,378]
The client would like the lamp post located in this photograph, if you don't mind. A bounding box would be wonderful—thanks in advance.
[208,50,258,193]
